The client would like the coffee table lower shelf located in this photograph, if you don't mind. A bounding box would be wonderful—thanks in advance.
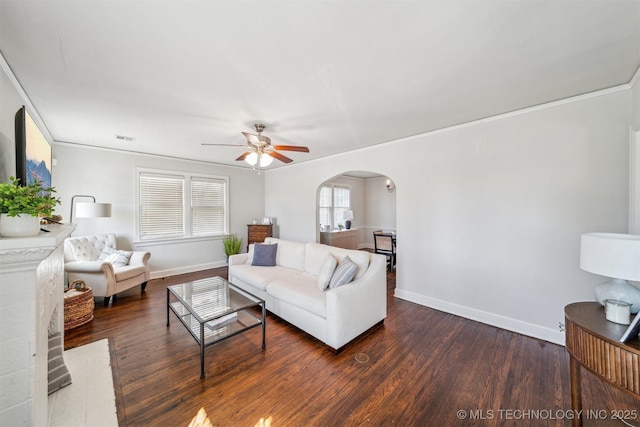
[166,281,266,379]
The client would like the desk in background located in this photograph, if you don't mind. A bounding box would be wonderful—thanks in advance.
[320,229,358,250]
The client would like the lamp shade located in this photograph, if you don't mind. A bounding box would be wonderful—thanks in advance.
[75,202,112,218]
[580,233,640,281]
[342,210,354,221]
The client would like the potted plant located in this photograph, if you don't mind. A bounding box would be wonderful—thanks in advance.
[0,176,61,237]
[222,233,243,260]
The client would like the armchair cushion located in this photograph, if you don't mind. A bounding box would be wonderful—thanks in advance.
[98,247,133,266]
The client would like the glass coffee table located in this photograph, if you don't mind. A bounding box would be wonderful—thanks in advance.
[166,276,266,378]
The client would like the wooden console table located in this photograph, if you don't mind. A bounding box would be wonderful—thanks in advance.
[320,229,358,250]
[564,302,640,427]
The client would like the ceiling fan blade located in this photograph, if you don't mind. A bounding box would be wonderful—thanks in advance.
[241,132,259,144]
[270,151,293,163]
[242,132,271,145]
[273,145,309,153]
[235,152,251,161]
[201,143,247,146]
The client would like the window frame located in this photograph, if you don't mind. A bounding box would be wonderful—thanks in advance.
[135,167,229,244]
[319,184,351,229]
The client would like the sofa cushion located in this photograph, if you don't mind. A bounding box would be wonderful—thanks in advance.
[317,254,337,291]
[231,264,301,291]
[265,238,305,271]
[267,274,327,318]
[304,243,370,280]
[252,243,278,266]
[329,256,357,289]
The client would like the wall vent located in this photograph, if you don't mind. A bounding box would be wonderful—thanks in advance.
[115,135,136,142]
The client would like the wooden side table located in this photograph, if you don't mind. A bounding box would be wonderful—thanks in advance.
[247,224,272,250]
[564,302,640,427]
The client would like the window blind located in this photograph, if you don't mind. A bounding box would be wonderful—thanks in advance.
[139,172,185,238]
[191,177,226,236]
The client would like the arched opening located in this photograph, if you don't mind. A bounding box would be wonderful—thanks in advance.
[315,170,396,260]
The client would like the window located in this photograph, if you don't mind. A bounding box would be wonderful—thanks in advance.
[138,169,228,241]
[319,184,350,229]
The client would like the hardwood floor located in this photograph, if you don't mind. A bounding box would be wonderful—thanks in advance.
[65,268,639,426]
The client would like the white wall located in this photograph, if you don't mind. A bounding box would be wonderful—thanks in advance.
[53,143,265,277]
[363,176,396,247]
[265,87,631,345]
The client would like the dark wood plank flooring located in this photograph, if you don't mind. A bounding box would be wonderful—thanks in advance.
[64,268,639,426]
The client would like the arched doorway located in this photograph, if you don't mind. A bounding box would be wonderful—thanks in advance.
[315,170,396,252]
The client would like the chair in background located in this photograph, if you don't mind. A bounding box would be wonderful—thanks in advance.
[64,233,151,306]
[373,232,396,271]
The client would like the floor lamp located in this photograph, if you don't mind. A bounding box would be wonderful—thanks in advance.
[69,195,112,222]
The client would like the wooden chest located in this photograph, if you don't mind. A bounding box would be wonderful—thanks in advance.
[247,224,273,250]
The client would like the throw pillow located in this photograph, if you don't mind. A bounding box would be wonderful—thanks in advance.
[329,256,357,289]
[252,243,278,267]
[98,247,116,261]
[48,332,72,394]
[109,250,133,266]
[98,248,133,266]
[317,254,338,291]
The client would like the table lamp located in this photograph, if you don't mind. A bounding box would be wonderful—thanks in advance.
[343,210,354,230]
[579,232,640,314]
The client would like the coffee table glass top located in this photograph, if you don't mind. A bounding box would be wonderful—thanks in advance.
[167,276,266,378]
[167,276,260,323]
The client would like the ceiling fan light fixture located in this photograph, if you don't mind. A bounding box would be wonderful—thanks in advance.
[245,152,258,166]
[260,153,273,167]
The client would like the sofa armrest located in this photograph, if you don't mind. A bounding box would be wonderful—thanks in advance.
[324,253,387,349]
[129,250,151,266]
[229,253,248,266]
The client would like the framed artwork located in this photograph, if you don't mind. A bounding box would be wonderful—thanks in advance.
[262,217,271,225]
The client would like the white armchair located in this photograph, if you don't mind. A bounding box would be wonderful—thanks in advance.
[64,233,151,306]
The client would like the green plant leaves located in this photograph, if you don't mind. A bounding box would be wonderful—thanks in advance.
[0,176,61,217]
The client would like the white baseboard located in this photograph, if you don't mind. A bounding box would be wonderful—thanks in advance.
[149,260,228,280]
[393,288,565,346]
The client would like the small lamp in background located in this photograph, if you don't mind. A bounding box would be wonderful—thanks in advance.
[580,232,640,314]
[343,210,354,230]
[70,195,112,222]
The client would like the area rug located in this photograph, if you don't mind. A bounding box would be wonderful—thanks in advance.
[47,339,118,427]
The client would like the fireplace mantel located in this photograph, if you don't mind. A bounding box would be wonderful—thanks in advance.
[0,224,75,426]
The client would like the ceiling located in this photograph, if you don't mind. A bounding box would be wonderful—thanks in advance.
[1,1,639,170]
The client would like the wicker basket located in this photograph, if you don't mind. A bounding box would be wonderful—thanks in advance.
[64,280,95,331]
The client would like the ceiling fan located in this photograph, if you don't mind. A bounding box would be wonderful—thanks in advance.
[202,123,309,167]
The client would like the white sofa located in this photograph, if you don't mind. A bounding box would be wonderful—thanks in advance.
[64,233,151,306]
[228,237,387,351]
